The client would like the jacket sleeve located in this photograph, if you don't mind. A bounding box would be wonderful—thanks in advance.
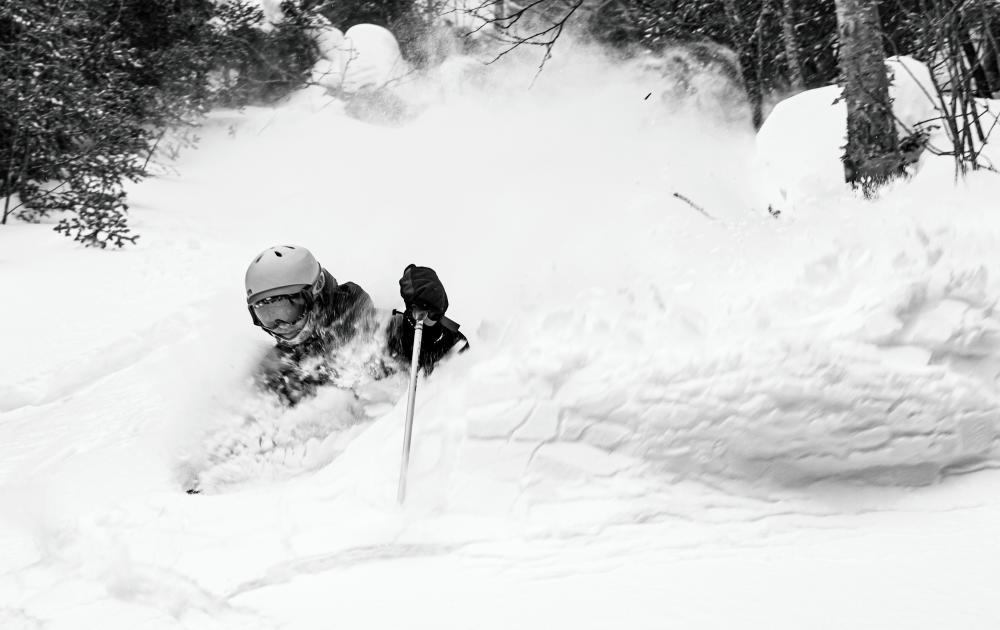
[385,311,469,373]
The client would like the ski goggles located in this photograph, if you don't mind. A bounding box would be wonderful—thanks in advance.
[250,293,310,329]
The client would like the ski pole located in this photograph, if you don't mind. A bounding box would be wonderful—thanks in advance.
[397,311,426,504]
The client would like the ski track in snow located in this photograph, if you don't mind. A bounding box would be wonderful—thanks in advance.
[3,47,1000,628]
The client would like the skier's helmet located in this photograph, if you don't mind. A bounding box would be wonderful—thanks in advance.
[245,245,328,344]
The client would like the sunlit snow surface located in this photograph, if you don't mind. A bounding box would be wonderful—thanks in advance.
[3,47,1000,629]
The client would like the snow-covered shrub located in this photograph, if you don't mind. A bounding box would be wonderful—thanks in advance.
[211,1,323,106]
[311,24,410,95]
[305,0,461,68]
[891,0,1000,173]
[0,1,159,247]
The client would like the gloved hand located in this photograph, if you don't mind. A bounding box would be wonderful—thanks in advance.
[398,264,448,323]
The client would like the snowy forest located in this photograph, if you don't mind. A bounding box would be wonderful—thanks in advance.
[4,0,1000,628]
[3,0,999,245]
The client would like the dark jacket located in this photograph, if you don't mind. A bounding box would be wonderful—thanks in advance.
[257,269,468,404]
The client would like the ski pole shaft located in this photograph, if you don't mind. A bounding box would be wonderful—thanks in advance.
[397,314,425,504]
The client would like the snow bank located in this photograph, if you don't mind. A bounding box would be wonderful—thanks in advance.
[755,56,945,214]
[310,24,411,95]
[402,223,1000,501]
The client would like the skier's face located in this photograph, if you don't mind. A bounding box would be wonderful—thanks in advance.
[269,317,308,340]
[252,293,311,340]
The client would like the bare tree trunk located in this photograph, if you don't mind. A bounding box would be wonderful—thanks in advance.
[981,12,1000,95]
[961,31,993,97]
[722,0,743,33]
[2,127,20,226]
[721,0,764,127]
[983,36,1000,95]
[2,177,12,225]
[780,0,806,91]
[834,0,902,194]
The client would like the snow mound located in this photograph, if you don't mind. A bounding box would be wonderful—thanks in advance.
[755,56,942,214]
[373,219,1000,499]
[320,245,1000,514]
[310,24,410,95]
[444,300,999,493]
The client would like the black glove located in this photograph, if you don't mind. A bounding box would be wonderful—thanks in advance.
[399,264,448,322]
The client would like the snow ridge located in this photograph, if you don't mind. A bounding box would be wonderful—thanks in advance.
[447,244,1000,493]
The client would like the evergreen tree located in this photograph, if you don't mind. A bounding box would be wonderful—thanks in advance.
[0,0,321,247]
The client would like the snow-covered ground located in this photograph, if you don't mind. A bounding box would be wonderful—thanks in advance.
[3,45,1000,629]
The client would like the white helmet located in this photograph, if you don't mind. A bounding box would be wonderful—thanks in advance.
[245,245,330,345]
[245,245,321,304]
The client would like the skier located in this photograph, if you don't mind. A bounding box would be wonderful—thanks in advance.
[245,244,468,405]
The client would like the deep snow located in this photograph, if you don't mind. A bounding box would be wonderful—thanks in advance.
[3,43,1000,629]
